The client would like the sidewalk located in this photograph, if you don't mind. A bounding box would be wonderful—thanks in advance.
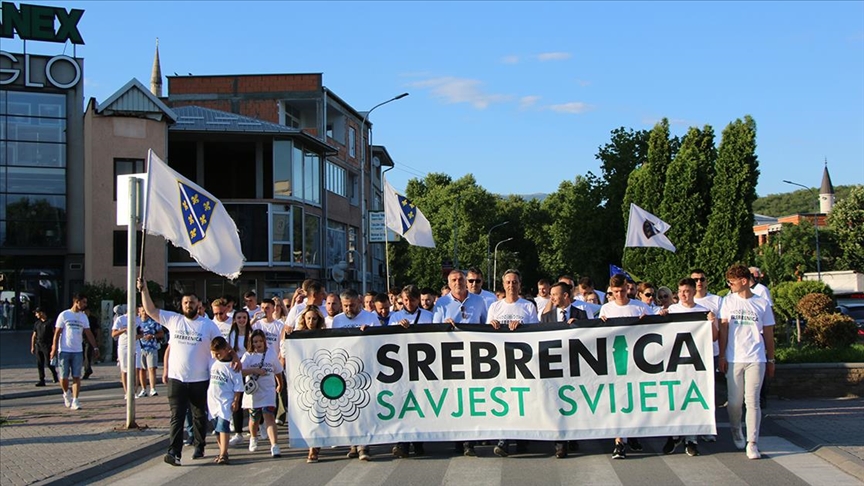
[0,364,170,486]
[1,362,862,485]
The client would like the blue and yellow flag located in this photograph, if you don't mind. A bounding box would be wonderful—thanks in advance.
[143,150,245,279]
[383,179,435,248]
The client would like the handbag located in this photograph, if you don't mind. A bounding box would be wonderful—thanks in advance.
[243,353,266,395]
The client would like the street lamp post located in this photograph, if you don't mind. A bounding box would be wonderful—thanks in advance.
[493,237,513,291]
[359,93,409,294]
[486,221,509,280]
[782,179,821,281]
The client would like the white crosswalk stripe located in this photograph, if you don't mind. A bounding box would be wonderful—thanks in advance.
[325,456,401,486]
[661,453,749,486]
[759,436,862,486]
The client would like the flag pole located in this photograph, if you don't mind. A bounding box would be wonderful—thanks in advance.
[125,174,140,429]
[383,174,391,291]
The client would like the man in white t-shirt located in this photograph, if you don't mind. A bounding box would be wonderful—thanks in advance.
[487,269,538,458]
[211,299,233,339]
[243,290,264,322]
[598,273,651,460]
[139,277,231,466]
[330,288,378,461]
[748,267,773,306]
[664,277,716,457]
[467,267,497,309]
[324,292,341,329]
[691,267,725,422]
[251,300,285,361]
[719,265,775,461]
[533,278,552,318]
[332,289,379,330]
[50,294,99,411]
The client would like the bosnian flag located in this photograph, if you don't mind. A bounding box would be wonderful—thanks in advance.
[384,179,435,248]
[625,203,676,252]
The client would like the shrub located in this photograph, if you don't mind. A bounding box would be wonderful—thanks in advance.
[772,281,833,323]
[804,313,858,349]
[797,293,835,320]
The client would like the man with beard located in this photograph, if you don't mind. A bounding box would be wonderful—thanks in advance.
[138,277,229,466]
[50,295,99,409]
[419,287,438,311]
[323,292,342,328]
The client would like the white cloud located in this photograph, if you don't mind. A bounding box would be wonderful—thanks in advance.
[501,55,520,64]
[409,77,511,109]
[548,102,591,114]
[536,52,572,62]
[519,95,541,109]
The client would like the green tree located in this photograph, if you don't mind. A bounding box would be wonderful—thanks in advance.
[656,126,717,284]
[622,119,674,282]
[389,173,499,290]
[756,220,838,282]
[754,185,858,217]
[827,185,864,272]
[589,127,648,284]
[698,116,760,289]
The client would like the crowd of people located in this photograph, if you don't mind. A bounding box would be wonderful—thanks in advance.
[39,263,775,466]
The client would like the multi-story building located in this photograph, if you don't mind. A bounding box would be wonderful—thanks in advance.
[81,49,395,304]
[1,3,87,327]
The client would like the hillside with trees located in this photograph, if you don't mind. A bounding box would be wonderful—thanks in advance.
[754,185,856,217]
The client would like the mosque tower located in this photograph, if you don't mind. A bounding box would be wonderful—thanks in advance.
[150,38,163,97]
[819,161,835,214]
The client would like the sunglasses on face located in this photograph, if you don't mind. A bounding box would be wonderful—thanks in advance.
[658,294,670,300]
[694,277,706,282]
[467,279,481,284]
[642,292,654,298]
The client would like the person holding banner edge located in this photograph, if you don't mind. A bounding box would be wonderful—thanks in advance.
[598,273,651,459]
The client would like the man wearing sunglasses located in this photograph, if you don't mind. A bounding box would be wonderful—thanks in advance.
[691,268,725,436]
[466,267,497,310]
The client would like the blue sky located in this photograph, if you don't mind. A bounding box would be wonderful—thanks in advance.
[7,1,864,198]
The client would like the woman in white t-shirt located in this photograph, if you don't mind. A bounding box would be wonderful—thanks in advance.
[226,309,252,446]
[241,329,284,458]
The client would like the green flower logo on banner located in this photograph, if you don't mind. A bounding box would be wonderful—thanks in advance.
[294,348,372,427]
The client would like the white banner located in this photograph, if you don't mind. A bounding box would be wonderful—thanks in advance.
[285,314,715,448]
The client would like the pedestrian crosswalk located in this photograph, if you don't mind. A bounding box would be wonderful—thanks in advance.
[95,435,861,486]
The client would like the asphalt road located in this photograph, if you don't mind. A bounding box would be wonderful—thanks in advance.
[83,430,861,486]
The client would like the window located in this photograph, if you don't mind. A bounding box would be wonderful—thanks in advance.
[326,161,347,197]
[114,158,145,201]
[272,208,292,264]
[304,213,320,266]
[284,103,301,129]
[1,91,68,248]
[112,230,143,266]
[348,127,356,158]
[273,140,320,205]
[327,220,346,267]
[349,173,359,206]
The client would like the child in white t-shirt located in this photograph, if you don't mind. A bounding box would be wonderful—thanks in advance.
[208,336,243,465]
[242,329,284,458]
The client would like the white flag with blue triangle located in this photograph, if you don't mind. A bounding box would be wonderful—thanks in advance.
[384,179,435,248]
[143,150,245,279]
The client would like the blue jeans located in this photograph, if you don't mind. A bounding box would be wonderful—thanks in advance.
[57,351,83,379]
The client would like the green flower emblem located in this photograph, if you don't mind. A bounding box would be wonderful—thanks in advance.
[294,348,371,427]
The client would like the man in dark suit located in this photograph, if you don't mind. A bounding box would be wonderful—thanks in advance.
[540,282,593,324]
[541,281,592,458]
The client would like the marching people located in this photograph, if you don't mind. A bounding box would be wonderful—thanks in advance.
[208,336,243,465]
[51,294,100,411]
[138,305,164,397]
[138,277,230,465]
[599,274,651,459]
[293,306,327,463]
[242,329,283,459]
[31,307,58,386]
[719,264,775,460]
[227,309,252,446]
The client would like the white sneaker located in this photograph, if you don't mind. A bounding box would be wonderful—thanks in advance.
[228,433,243,447]
[746,442,761,459]
[136,389,147,398]
[70,398,81,410]
[271,445,281,457]
[249,438,259,452]
[63,392,71,408]
[731,426,746,450]
[149,389,158,397]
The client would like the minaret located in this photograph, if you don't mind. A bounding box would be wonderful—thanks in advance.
[150,38,163,97]
[819,160,834,214]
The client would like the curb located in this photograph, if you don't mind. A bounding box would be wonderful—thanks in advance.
[31,432,168,486]
[764,412,864,482]
[0,381,121,401]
